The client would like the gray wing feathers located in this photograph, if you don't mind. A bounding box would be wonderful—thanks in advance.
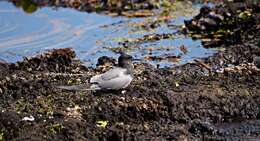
[90,68,124,82]
[90,68,132,90]
[96,74,132,89]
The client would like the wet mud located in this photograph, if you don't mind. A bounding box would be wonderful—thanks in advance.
[0,1,260,141]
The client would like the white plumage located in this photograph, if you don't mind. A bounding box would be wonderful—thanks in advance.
[90,67,133,90]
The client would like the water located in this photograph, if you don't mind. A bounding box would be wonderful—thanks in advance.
[0,1,215,67]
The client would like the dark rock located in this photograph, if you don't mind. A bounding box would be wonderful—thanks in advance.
[253,55,260,68]
[96,56,116,66]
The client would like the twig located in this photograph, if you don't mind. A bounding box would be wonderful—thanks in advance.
[194,59,212,71]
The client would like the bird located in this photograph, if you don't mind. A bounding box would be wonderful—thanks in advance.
[57,53,134,91]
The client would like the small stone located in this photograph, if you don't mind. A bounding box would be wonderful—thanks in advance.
[12,74,17,79]
[5,77,10,81]
[96,56,116,66]
[253,55,260,68]
[121,90,127,94]
[22,115,35,121]
[76,78,81,82]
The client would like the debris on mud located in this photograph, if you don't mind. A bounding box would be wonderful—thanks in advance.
[9,0,201,19]
[144,55,181,63]
[0,1,260,141]
[184,1,260,48]
[9,0,184,16]
[123,33,175,45]
[13,48,79,72]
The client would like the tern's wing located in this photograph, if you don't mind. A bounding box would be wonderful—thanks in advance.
[90,67,125,83]
[99,73,132,89]
[90,68,132,90]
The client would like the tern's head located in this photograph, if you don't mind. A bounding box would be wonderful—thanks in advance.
[118,53,133,68]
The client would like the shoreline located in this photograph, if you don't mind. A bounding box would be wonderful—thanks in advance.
[0,1,259,140]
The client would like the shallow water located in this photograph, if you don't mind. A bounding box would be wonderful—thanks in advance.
[0,1,215,67]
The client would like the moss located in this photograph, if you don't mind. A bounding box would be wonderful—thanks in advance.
[15,98,32,113]
[0,131,4,141]
[47,123,64,134]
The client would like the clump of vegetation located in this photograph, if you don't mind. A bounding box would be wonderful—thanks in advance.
[12,0,38,13]
[184,2,259,47]
[47,123,64,134]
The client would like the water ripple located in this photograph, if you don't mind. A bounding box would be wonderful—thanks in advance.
[0,1,215,68]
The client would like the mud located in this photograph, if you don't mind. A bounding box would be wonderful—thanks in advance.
[0,1,260,141]
[9,0,171,16]
[184,1,260,48]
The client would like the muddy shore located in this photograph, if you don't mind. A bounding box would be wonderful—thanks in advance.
[1,1,260,141]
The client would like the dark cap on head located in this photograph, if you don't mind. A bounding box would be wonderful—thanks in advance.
[119,52,132,60]
[118,53,133,69]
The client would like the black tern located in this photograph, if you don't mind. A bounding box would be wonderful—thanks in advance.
[57,53,134,91]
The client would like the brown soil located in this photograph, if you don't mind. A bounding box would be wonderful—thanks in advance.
[0,1,260,141]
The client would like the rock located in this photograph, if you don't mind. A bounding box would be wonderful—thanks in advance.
[253,55,260,68]
[96,56,116,66]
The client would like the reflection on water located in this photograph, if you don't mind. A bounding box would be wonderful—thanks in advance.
[0,1,215,67]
